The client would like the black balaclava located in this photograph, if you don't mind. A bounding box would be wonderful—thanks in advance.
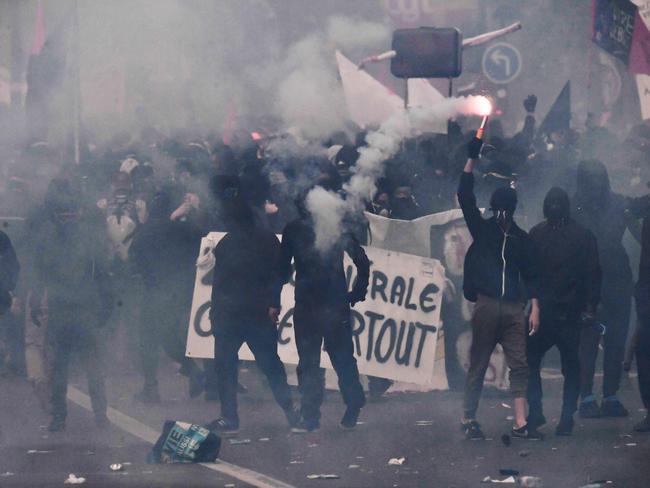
[543,186,570,223]
[489,186,517,227]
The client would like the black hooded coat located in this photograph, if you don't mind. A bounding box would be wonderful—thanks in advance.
[529,187,601,315]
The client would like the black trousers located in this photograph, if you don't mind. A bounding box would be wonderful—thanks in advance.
[50,319,106,421]
[580,291,631,398]
[213,319,292,425]
[139,288,199,389]
[527,309,581,420]
[637,321,650,411]
[293,304,365,424]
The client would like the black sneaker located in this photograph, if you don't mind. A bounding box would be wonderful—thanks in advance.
[135,388,161,404]
[291,418,320,434]
[555,417,574,436]
[462,420,485,440]
[207,417,239,436]
[600,398,629,417]
[634,416,650,432]
[340,407,361,430]
[48,417,66,432]
[527,412,547,430]
[579,400,601,419]
[284,407,301,429]
[189,372,206,398]
[511,424,544,440]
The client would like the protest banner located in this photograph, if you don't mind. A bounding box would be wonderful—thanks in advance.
[185,232,446,387]
[366,210,509,391]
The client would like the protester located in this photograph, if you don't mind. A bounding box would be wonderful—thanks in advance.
[31,179,114,431]
[458,137,541,441]
[634,218,650,432]
[0,229,20,374]
[207,193,298,435]
[279,179,370,432]
[130,190,206,403]
[526,187,601,436]
[573,160,638,418]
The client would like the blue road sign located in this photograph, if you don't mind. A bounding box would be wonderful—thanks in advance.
[482,42,522,84]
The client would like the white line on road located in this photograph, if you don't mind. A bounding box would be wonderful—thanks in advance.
[67,386,297,488]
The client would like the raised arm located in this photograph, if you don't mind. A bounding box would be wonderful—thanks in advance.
[458,137,485,240]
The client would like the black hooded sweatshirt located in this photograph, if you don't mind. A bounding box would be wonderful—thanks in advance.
[529,187,601,316]
[458,172,538,303]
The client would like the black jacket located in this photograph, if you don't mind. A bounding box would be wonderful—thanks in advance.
[280,217,369,309]
[529,219,600,315]
[458,172,538,303]
[0,231,19,314]
[209,225,283,327]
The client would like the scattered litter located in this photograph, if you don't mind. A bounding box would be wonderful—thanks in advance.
[416,420,434,426]
[82,451,95,456]
[499,469,519,476]
[225,484,235,488]
[149,421,221,463]
[357,421,366,425]
[1,472,14,477]
[518,476,543,487]
[356,456,364,460]
[64,473,86,485]
[551,447,557,451]
[122,462,132,466]
[388,457,406,466]
[613,446,620,449]
[27,449,54,454]
[258,438,270,442]
[308,443,318,448]
[501,403,512,409]
[307,474,339,480]
[506,416,515,421]
[348,465,360,469]
[109,464,123,472]
[290,460,304,465]
[620,434,633,438]
[228,438,251,445]
[501,434,511,447]
[625,443,637,447]
[518,450,530,458]
[481,475,516,483]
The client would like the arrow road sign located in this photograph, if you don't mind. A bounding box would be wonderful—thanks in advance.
[482,42,522,84]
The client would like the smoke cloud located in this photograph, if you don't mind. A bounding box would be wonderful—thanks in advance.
[306,96,491,253]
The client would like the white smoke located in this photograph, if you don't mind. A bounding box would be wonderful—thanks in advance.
[269,16,390,140]
[306,96,490,253]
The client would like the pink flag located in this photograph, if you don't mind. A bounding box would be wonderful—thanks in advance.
[630,11,650,75]
[30,1,46,56]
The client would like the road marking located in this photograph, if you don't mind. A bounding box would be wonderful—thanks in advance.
[67,386,296,488]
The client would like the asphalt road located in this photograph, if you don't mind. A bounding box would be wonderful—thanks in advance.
[1,359,649,488]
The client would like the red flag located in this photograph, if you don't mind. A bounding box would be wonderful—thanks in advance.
[630,11,650,75]
[30,1,46,56]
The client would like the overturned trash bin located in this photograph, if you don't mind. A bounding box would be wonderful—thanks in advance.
[148,421,221,464]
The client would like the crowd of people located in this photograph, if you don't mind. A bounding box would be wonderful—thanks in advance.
[0,92,649,440]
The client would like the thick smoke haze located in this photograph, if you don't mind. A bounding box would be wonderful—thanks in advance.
[307,96,491,252]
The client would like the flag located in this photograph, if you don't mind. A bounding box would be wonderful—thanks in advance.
[539,81,571,135]
[630,10,650,74]
[592,0,637,65]
[30,1,46,56]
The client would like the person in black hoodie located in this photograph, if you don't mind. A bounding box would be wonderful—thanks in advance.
[628,195,650,432]
[527,187,601,436]
[573,159,638,418]
[0,230,19,317]
[458,138,540,441]
[130,191,205,403]
[280,183,370,433]
[31,180,114,432]
[207,194,297,436]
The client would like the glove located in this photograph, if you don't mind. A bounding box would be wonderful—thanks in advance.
[523,94,537,113]
[347,289,367,307]
[467,137,484,160]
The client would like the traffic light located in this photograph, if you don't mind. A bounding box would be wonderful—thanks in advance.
[390,27,463,79]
